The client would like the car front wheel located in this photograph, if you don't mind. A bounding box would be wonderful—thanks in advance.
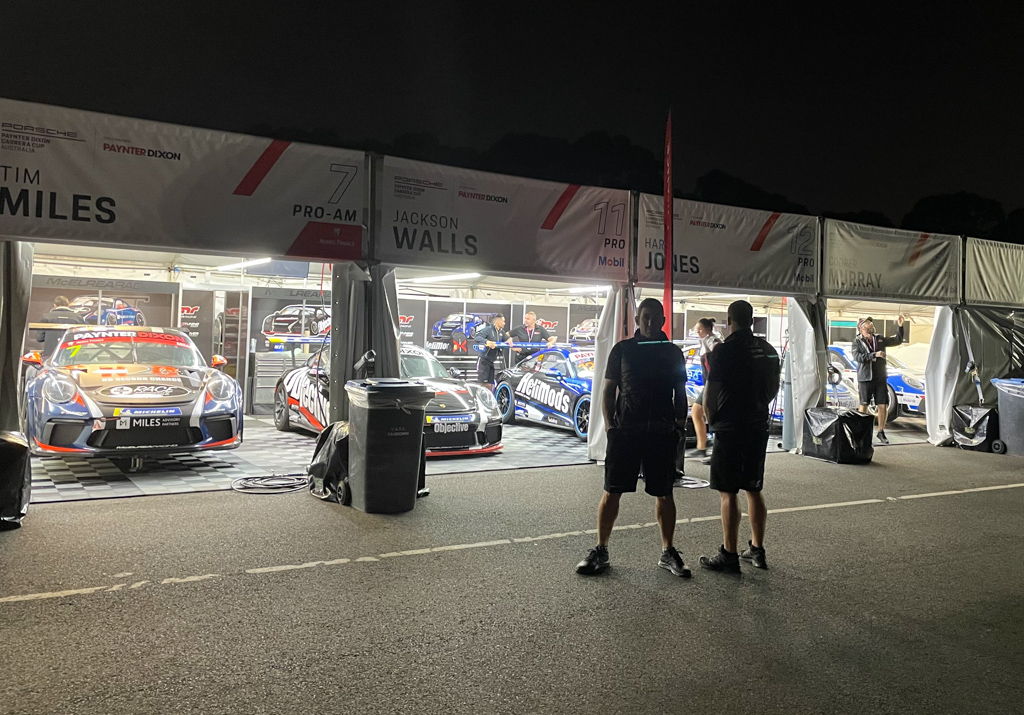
[495,383,516,424]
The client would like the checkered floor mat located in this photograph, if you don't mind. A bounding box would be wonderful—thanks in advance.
[426,423,590,475]
[28,416,930,503]
[31,420,316,504]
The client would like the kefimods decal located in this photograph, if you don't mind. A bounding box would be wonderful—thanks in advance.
[283,369,328,428]
[516,373,572,414]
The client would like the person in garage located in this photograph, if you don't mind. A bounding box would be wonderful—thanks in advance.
[851,315,905,444]
[685,317,723,464]
[575,298,691,579]
[473,313,511,391]
[699,300,780,574]
[38,295,86,356]
[508,311,557,363]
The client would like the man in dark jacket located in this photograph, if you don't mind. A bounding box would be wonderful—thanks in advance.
[472,314,510,391]
[850,315,905,444]
[38,296,86,356]
[699,300,780,573]
[575,298,691,579]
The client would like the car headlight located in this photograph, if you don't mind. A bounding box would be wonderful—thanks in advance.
[903,375,924,390]
[207,373,237,401]
[42,375,78,404]
[472,384,498,410]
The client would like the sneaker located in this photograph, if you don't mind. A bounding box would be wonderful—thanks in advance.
[739,541,767,569]
[575,547,609,575]
[699,545,741,573]
[672,472,687,488]
[658,546,691,577]
[877,431,890,445]
[684,447,707,459]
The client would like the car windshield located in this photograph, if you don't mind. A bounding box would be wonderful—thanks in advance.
[52,332,204,367]
[400,353,449,379]
[571,351,596,377]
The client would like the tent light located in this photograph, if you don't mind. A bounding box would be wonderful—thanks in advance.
[218,257,273,271]
[400,272,481,284]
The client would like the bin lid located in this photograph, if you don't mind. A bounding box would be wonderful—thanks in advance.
[344,378,428,395]
[992,378,1024,398]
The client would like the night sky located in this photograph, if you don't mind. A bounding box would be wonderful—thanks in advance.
[3,2,1022,225]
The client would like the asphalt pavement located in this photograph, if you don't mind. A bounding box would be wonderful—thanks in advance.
[1,443,1022,714]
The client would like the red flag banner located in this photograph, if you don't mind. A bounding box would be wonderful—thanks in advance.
[663,110,674,338]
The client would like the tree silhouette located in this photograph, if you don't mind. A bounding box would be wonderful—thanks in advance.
[901,191,1005,239]
[822,210,895,228]
[693,170,809,214]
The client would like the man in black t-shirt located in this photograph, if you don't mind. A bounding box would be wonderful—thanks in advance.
[575,298,692,578]
[508,311,556,363]
[699,300,780,573]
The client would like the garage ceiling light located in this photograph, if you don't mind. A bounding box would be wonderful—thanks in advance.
[400,272,481,284]
[218,257,273,271]
[549,285,611,294]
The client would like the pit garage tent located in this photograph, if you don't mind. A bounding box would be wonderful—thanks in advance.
[636,193,825,447]
[927,239,1024,444]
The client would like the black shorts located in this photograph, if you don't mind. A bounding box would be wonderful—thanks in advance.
[477,358,497,384]
[604,427,677,497]
[709,429,768,494]
[858,378,888,406]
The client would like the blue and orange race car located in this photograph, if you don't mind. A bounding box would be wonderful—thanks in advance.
[22,326,243,467]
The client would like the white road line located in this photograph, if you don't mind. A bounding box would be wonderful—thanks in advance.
[2,482,1022,605]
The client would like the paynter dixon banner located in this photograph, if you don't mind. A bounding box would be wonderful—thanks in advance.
[377,156,630,281]
[0,98,364,261]
[824,220,960,304]
[637,193,819,294]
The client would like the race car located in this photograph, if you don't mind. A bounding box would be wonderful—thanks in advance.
[494,346,595,440]
[68,295,146,326]
[430,312,495,340]
[21,326,243,468]
[261,304,331,339]
[828,344,926,423]
[569,318,599,343]
[681,343,858,422]
[274,344,503,456]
